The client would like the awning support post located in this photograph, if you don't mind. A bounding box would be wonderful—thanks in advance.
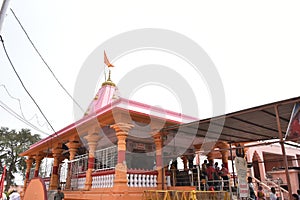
[274,105,293,200]
[229,143,236,187]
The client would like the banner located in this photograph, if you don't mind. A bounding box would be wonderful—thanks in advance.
[285,103,300,141]
[235,157,248,198]
[0,165,6,199]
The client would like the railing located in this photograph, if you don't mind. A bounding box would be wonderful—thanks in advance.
[253,176,289,200]
[127,169,158,187]
[92,170,115,188]
[143,190,230,200]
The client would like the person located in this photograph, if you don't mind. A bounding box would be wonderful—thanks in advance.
[292,193,299,200]
[206,162,216,187]
[202,160,207,175]
[257,185,265,200]
[269,187,277,200]
[220,164,229,190]
[1,192,7,200]
[54,187,64,200]
[248,177,256,200]
[8,190,20,200]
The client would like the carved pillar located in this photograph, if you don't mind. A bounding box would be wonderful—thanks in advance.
[23,157,33,191]
[152,132,166,189]
[34,155,43,177]
[181,156,188,170]
[207,152,214,165]
[49,147,63,190]
[111,122,134,190]
[65,140,80,190]
[84,132,101,190]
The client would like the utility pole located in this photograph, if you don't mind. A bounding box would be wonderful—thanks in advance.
[0,0,11,34]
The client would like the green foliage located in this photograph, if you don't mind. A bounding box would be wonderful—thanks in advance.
[0,127,41,190]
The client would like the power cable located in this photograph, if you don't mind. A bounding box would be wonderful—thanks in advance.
[10,8,85,113]
[0,84,51,131]
[0,35,57,136]
[0,99,50,136]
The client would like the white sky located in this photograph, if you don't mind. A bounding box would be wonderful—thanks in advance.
[0,0,300,139]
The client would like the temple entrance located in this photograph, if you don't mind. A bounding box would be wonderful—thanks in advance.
[252,152,261,181]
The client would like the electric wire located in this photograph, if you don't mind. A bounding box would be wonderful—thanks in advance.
[0,84,51,131]
[10,8,85,113]
[0,35,57,136]
[0,99,50,136]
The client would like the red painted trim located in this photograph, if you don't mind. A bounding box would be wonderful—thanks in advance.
[127,169,158,175]
[92,169,115,176]
[118,150,125,163]
[26,172,29,179]
[156,155,162,167]
[52,166,58,175]
[34,170,39,177]
[88,157,95,169]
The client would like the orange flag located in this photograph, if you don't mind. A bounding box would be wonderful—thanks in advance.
[104,51,114,67]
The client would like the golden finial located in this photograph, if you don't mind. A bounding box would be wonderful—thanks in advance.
[102,50,116,86]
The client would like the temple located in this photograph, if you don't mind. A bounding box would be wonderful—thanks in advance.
[20,53,300,200]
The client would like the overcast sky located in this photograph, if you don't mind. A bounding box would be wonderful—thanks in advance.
[0,1,300,138]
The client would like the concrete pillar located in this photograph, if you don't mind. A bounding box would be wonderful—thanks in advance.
[34,155,43,177]
[65,140,80,190]
[84,132,101,190]
[23,157,33,191]
[207,152,214,165]
[110,122,134,191]
[49,147,63,190]
[152,132,166,189]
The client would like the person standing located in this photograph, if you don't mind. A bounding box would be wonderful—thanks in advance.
[292,193,299,200]
[257,185,265,200]
[269,187,277,200]
[248,177,256,200]
[206,162,216,187]
[54,187,64,200]
[8,190,20,200]
[220,164,229,190]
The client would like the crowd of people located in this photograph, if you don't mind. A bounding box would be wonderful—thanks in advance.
[201,160,229,191]
[248,176,300,200]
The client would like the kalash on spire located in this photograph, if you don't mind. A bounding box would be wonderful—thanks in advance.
[102,50,115,86]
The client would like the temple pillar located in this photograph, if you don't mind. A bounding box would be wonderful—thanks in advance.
[207,152,214,165]
[34,155,43,177]
[23,157,33,191]
[65,140,80,190]
[49,147,63,190]
[111,122,134,191]
[152,131,166,189]
[84,132,101,190]
[181,156,188,170]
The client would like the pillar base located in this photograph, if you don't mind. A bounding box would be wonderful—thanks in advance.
[113,163,128,191]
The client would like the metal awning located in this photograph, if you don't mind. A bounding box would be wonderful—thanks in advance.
[162,96,300,144]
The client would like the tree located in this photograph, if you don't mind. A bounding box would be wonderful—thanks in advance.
[0,127,41,191]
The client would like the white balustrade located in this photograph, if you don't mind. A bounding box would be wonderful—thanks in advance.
[127,173,157,187]
[91,174,114,188]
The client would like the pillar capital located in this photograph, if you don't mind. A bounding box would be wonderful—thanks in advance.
[111,122,134,133]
